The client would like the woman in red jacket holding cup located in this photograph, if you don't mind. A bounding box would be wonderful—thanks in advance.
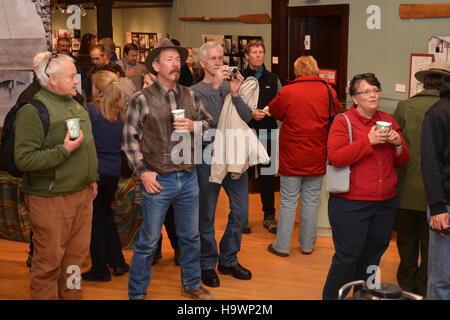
[267,56,342,257]
[322,73,410,299]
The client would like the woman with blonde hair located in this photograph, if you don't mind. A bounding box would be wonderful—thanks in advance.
[82,70,129,282]
[267,55,343,257]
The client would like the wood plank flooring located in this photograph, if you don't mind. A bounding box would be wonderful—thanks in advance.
[0,190,400,300]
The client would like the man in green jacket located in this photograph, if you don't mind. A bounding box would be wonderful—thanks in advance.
[393,61,450,297]
[14,53,98,300]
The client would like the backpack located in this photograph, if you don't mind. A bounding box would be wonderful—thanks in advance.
[1,99,50,177]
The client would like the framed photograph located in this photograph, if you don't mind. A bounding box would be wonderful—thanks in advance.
[115,46,121,59]
[409,53,434,98]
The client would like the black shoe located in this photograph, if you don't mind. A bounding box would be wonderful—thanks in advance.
[242,225,252,234]
[174,250,180,266]
[267,243,289,257]
[82,271,111,282]
[26,253,32,268]
[152,251,162,265]
[218,263,252,280]
[201,269,220,287]
[113,263,130,276]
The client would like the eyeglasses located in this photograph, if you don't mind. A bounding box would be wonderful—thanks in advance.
[44,53,59,77]
[355,88,382,96]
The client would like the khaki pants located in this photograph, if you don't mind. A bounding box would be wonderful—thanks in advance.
[25,186,93,300]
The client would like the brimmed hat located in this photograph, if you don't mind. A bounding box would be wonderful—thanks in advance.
[145,38,189,75]
[415,60,450,83]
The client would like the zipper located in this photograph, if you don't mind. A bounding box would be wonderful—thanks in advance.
[49,181,54,191]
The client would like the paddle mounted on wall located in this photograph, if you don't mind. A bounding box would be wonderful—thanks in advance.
[179,14,271,24]
[399,3,450,19]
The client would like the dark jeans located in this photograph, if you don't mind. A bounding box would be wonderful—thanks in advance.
[394,208,428,297]
[89,174,126,276]
[254,130,275,220]
[322,195,397,300]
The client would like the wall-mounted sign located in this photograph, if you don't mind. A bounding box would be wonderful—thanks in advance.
[319,68,337,85]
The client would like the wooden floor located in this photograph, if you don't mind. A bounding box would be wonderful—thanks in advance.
[0,190,400,300]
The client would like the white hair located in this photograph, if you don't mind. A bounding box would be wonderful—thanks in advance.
[35,54,75,87]
[33,52,52,68]
[198,41,224,62]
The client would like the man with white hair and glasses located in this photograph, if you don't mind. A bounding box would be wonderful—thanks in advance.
[14,53,98,300]
[191,41,254,288]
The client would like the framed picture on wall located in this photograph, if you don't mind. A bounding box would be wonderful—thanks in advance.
[124,32,167,63]
[115,46,121,60]
[201,34,262,71]
[409,53,434,98]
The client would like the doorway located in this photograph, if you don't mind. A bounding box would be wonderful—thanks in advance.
[272,3,349,101]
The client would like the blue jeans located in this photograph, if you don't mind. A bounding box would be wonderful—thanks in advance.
[128,170,201,299]
[322,195,397,300]
[196,163,248,269]
[273,174,324,254]
[427,206,450,300]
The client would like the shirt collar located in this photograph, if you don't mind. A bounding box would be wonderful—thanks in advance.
[350,103,382,126]
[154,80,179,95]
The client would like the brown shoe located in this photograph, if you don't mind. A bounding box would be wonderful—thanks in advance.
[263,218,277,233]
[181,286,215,300]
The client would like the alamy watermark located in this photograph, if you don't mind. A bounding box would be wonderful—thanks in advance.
[366,265,381,289]
[66,265,81,290]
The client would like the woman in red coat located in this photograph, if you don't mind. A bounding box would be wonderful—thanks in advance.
[267,56,342,257]
[322,73,410,299]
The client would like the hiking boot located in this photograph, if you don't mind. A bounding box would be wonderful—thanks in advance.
[181,286,215,300]
[263,218,277,233]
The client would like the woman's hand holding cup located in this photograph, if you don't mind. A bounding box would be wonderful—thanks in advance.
[368,125,389,145]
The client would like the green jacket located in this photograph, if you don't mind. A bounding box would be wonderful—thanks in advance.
[393,89,441,212]
[14,87,98,196]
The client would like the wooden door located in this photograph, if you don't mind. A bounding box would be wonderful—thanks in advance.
[272,2,349,101]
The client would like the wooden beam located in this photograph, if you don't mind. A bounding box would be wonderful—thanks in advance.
[179,14,271,24]
[271,0,289,85]
[94,0,114,39]
[399,4,450,19]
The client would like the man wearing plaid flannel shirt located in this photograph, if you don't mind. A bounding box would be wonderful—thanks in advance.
[122,39,215,300]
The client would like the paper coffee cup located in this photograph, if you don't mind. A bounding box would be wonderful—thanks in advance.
[376,121,391,131]
[66,118,80,139]
[171,109,185,120]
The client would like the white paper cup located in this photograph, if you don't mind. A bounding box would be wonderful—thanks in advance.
[66,118,80,139]
[171,109,185,120]
[376,121,391,132]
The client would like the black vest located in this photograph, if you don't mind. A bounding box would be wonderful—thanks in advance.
[241,65,279,130]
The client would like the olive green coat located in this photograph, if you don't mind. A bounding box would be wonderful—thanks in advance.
[393,89,441,212]
[14,87,98,196]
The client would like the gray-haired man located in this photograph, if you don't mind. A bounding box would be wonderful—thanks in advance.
[14,53,98,299]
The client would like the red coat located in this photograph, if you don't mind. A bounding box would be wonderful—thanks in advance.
[327,105,410,201]
[269,75,343,176]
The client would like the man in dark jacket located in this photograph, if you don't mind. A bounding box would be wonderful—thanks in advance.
[241,40,281,234]
[394,61,450,297]
[421,74,450,300]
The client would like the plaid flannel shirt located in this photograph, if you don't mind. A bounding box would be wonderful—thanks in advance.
[122,80,213,176]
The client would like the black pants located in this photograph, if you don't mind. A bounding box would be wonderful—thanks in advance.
[394,208,428,297]
[254,130,275,220]
[322,195,397,299]
[89,174,126,276]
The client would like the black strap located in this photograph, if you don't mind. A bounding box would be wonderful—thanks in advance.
[325,83,338,132]
[29,99,50,136]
